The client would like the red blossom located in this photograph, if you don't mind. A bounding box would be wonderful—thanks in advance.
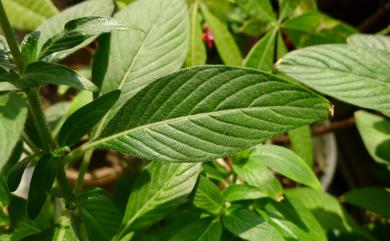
[202,26,214,48]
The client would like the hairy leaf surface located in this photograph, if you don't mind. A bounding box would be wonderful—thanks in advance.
[96,66,330,163]
[348,34,390,53]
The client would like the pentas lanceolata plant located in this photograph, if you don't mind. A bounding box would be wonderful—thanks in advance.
[0,0,388,241]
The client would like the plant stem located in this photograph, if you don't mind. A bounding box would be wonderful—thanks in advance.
[57,167,76,201]
[25,88,56,152]
[74,150,93,192]
[0,0,24,71]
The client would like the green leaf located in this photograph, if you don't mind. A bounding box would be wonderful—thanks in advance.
[244,29,277,71]
[168,218,222,241]
[117,162,201,237]
[223,205,285,241]
[2,0,58,31]
[355,111,390,166]
[0,92,28,169]
[200,4,242,66]
[1,141,23,176]
[7,157,33,192]
[193,176,224,214]
[58,90,120,147]
[348,34,390,53]
[95,66,330,163]
[37,0,115,62]
[250,145,320,188]
[276,44,390,117]
[343,187,390,219]
[285,188,358,232]
[92,33,111,94]
[185,2,207,67]
[233,156,283,200]
[259,197,327,241]
[288,125,313,166]
[0,176,10,208]
[79,188,122,241]
[222,184,267,202]
[276,31,288,60]
[27,154,61,219]
[236,0,276,23]
[22,62,98,91]
[20,32,41,64]
[100,0,188,116]
[39,16,137,59]
[20,216,78,241]
[282,11,356,47]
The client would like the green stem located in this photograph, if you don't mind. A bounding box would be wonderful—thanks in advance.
[25,88,56,152]
[74,150,93,193]
[57,167,75,201]
[21,131,40,153]
[0,0,24,71]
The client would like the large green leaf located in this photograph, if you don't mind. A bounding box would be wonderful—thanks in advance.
[193,176,224,214]
[27,154,60,219]
[100,0,188,115]
[223,205,285,241]
[250,145,320,189]
[200,4,242,66]
[168,218,222,241]
[116,162,201,238]
[282,11,356,47]
[20,216,78,241]
[276,44,390,117]
[222,184,267,202]
[79,188,122,241]
[355,111,390,166]
[185,2,207,67]
[93,66,330,163]
[21,62,97,91]
[285,188,358,233]
[2,0,58,31]
[37,0,115,62]
[39,16,136,59]
[0,92,27,169]
[343,187,390,219]
[288,125,313,166]
[58,90,120,147]
[348,34,390,53]
[244,29,277,71]
[236,0,276,23]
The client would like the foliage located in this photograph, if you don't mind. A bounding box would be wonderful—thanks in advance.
[0,0,388,241]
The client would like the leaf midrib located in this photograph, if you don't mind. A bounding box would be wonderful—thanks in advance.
[92,105,326,148]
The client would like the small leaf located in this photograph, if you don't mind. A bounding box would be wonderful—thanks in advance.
[2,0,58,31]
[276,44,390,117]
[96,66,330,163]
[39,16,138,59]
[276,31,288,59]
[236,0,276,23]
[117,162,201,237]
[250,145,320,189]
[185,2,207,67]
[348,34,390,53]
[193,176,224,214]
[288,125,313,166]
[20,216,78,241]
[282,12,356,47]
[20,32,41,64]
[22,62,98,91]
[168,218,222,241]
[0,92,28,169]
[79,188,122,241]
[7,157,33,192]
[223,205,285,241]
[223,184,267,202]
[244,29,277,71]
[37,0,115,62]
[200,4,242,66]
[233,154,283,200]
[355,111,390,166]
[27,154,61,219]
[343,187,390,219]
[58,90,120,147]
